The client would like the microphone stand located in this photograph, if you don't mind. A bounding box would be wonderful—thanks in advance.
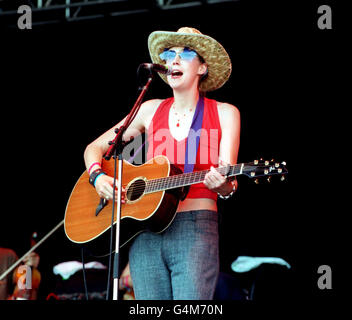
[104,69,154,301]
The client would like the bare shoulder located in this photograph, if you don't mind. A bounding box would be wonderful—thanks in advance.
[139,99,165,128]
[139,99,164,117]
[216,101,240,124]
[141,98,164,110]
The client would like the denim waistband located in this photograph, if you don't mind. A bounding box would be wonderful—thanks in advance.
[175,209,218,221]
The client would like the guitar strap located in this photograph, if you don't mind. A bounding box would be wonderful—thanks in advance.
[127,95,205,170]
[184,95,205,173]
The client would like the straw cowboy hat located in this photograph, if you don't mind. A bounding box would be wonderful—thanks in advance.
[148,27,232,92]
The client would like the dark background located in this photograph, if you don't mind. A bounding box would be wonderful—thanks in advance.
[1,0,345,303]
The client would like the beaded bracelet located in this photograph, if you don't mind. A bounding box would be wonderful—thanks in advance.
[218,184,236,200]
[88,162,101,175]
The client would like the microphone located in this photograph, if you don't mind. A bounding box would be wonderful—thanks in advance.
[140,63,172,75]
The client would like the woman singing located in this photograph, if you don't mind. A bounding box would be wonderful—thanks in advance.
[84,27,240,299]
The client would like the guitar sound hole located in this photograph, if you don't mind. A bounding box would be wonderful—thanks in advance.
[126,179,146,201]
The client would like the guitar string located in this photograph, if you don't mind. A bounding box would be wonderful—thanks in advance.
[126,164,270,194]
[118,163,278,195]
[119,167,228,193]
[123,165,241,195]
[146,170,228,193]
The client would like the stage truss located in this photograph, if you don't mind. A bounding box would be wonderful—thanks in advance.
[0,0,239,27]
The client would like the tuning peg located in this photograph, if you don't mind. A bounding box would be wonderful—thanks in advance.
[267,176,272,183]
[280,175,286,181]
[254,178,259,184]
[254,160,259,165]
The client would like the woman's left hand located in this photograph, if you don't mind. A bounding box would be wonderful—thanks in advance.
[203,166,234,196]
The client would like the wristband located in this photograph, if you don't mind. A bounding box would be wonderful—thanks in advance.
[88,162,101,175]
[89,169,106,187]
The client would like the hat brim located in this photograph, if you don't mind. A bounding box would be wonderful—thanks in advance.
[148,30,232,92]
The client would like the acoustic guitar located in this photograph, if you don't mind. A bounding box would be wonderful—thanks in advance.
[64,155,287,247]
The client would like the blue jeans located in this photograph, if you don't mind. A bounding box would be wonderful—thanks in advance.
[128,210,219,300]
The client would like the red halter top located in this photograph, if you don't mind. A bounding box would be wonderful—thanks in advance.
[146,97,222,201]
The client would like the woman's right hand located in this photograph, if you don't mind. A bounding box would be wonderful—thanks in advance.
[94,174,126,203]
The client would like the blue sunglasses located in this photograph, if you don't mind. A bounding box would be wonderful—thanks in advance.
[159,47,199,62]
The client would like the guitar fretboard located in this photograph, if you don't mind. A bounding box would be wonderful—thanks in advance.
[144,164,247,193]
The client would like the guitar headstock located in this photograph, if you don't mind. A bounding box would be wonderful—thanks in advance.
[242,159,288,183]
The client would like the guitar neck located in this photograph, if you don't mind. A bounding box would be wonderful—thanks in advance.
[145,163,246,194]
